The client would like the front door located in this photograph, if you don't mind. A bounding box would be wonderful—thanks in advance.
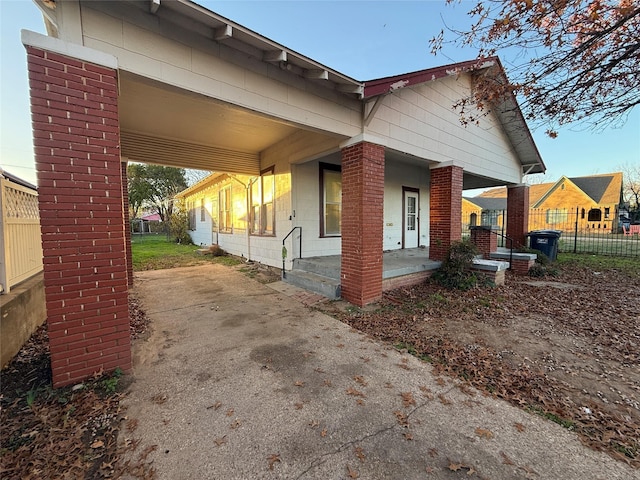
[403,188,419,248]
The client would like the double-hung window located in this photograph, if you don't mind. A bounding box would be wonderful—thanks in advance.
[320,163,341,237]
[250,167,275,236]
[219,186,232,233]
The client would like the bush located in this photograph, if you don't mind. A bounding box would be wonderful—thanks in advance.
[432,240,481,290]
[208,245,226,256]
[168,205,192,245]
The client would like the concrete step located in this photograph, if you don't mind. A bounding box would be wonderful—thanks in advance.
[283,270,341,300]
[292,258,341,280]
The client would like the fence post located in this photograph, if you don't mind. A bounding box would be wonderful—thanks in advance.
[0,178,7,293]
[574,207,578,254]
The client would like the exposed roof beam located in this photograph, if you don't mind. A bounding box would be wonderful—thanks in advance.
[304,69,329,80]
[214,24,232,41]
[263,50,287,63]
[150,0,160,14]
[338,84,364,97]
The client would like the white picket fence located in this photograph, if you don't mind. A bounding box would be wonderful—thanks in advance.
[0,176,43,293]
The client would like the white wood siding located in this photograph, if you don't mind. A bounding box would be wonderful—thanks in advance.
[366,75,523,184]
[80,3,361,139]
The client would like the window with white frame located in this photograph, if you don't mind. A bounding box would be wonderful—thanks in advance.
[200,198,205,222]
[219,186,232,233]
[250,167,275,236]
[320,163,341,237]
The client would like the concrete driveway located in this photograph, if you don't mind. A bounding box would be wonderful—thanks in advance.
[121,264,635,479]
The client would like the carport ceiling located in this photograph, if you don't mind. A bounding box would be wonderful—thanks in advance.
[118,72,299,174]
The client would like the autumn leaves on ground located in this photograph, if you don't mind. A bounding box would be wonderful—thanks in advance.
[1,254,638,478]
[318,254,640,468]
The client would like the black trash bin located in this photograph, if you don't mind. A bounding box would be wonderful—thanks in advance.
[528,230,562,261]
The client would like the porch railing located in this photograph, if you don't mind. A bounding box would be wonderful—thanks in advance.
[282,226,301,279]
[0,177,43,293]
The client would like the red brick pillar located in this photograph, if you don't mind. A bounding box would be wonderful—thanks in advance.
[429,165,463,261]
[27,47,131,387]
[507,184,530,248]
[341,142,385,306]
[121,161,133,286]
[470,226,498,258]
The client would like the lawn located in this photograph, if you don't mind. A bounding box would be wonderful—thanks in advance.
[130,234,241,271]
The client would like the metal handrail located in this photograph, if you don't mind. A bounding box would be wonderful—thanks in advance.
[282,226,302,278]
[490,229,514,270]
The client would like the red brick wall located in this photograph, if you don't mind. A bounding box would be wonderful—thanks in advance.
[121,161,133,286]
[341,142,385,306]
[27,47,131,387]
[511,258,535,275]
[429,165,463,261]
[507,185,530,248]
[470,227,497,258]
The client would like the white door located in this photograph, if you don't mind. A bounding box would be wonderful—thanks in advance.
[403,190,419,248]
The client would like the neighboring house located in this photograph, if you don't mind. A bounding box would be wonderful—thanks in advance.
[475,173,624,233]
[462,197,506,232]
[23,0,546,385]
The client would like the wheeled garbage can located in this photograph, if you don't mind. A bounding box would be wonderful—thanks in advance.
[528,230,562,261]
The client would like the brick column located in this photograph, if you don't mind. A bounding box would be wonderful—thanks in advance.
[341,142,385,306]
[27,47,131,387]
[121,161,133,286]
[470,226,498,258]
[507,184,530,249]
[429,165,463,261]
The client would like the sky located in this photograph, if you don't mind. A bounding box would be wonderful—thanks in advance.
[1,0,638,190]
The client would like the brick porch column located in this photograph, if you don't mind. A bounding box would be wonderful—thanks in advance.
[507,184,530,248]
[27,46,131,387]
[429,164,463,261]
[470,226,498,258]
[341,142,385,306]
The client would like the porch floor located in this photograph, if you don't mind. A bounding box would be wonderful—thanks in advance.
[292,247,441,280]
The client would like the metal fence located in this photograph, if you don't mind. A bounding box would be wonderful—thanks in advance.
[462,206,640,257]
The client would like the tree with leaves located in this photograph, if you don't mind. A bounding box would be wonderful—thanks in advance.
[126,164,188,222]
[431,0,640,135]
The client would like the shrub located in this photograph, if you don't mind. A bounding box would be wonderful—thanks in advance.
[432,240,480,290]
[168,204,192,245]
[208,244,226,256]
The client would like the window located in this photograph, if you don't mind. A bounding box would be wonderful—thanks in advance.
[588,208,602,222]
[320,163,341,237]
[250,167,275,236]
[200,198,205,222]
[546,208,568,224]
[219,186,232,233]
[604,207,610,219]
[469,213,478,227]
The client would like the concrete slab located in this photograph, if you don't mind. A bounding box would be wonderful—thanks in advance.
[120,264,635,479]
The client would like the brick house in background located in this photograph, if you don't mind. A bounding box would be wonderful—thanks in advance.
[474,173,624,233]
[23,0,544,386]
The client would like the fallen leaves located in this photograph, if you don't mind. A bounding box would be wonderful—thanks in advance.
[354,446,366,462]
[474,427,493,439]
[346,387,366,398]
[332,261,640,468]
[401,391,416,408]
[346,464,359,478]
[267,453,281,470]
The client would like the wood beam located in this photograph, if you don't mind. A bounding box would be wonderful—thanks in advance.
[150,0,160,14]
[263,50,287,63]
[214,24,232,41]
[304,69,329,80]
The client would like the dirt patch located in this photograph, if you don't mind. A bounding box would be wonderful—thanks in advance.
[316,263,640,468]
[235,261,282,284]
